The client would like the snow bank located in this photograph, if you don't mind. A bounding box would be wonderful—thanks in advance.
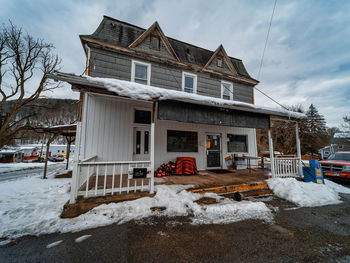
[85,76,305,119]
[0,179,272,244]
[267,178,347,207]
[325,179,350,194]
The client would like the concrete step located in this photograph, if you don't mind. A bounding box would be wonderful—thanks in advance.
[189,181,269,195]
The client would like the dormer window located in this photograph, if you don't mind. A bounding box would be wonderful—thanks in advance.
[217,56,223,68]
[150,35,160,50]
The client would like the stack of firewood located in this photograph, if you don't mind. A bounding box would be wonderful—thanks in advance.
[155,161,176,177]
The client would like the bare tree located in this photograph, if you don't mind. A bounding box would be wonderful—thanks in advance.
[0,21,61,147]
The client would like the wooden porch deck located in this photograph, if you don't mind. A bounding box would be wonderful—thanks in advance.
[79,168,268,192]
[155,168,268,189]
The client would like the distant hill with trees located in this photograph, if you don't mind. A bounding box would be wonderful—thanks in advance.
[1,98,78,145]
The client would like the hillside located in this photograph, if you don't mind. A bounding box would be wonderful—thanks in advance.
[1,98,79,145]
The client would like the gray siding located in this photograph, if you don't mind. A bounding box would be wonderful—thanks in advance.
[89,47,253,103]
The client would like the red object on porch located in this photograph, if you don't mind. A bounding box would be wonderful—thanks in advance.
[175,157,198,175]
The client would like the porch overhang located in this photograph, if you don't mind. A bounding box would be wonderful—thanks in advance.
[48,72,306,129]
[158,100,270,129]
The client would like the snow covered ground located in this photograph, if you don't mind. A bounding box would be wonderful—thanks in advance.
[0,162,58,174]
[0,176,273,245]
[268,178,350,207]
[1,171,349,246]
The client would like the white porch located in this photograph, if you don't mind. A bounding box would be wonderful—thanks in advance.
[69,93,303,204]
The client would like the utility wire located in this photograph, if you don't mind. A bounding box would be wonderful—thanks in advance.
[254,0,289,110]
[257,0,277,80]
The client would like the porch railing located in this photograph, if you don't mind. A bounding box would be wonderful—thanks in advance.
[75,158,151,198]
[273,157,300,177]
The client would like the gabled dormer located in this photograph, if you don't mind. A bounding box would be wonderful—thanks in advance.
[128,22,179,61]
[204,45,237,76]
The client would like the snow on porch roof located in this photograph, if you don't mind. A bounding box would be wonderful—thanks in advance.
[48,73,306,119]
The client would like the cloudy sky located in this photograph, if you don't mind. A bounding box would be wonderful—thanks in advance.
[1,0,349,127]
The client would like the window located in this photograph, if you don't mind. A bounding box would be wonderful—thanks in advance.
[131,60,151,85]
[134,110,151,124]
[150,35,160,50]
[167,130,198,152]
[217,56,223,67]
[136,130,141,154]
[144,131,149,154]
[182,72,197,94]
[221,81,233,100]
[227,134,248,152]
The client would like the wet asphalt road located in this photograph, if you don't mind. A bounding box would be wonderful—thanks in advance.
[1,187,350,263]
[0,163,66,182]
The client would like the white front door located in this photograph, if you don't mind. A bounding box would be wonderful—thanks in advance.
[133,127,150,161]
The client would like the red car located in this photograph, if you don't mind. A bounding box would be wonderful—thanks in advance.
[319,152,350,178]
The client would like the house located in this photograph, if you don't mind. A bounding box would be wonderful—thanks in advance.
[49,16,305,203]
[0,147,23,163]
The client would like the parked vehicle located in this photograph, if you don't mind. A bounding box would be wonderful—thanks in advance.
[48,154,65,162]
[319,152,350,178]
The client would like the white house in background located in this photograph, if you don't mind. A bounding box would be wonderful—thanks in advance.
[49,16,305,203]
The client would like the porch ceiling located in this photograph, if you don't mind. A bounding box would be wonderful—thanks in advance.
[48,72,306,121]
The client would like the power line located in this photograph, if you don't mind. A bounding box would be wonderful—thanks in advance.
[257,0,277,80]
[254,86,288,110]
[254,0,288,110]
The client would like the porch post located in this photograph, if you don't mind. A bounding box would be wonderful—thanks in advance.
[70,122,82,204]
[150,101,157,194]
[268,129,275,177]
[65,136,71,170]
[295,122,303,177]
[43,133,59,179]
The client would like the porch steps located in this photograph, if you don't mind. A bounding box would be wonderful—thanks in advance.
[188,181,273,200]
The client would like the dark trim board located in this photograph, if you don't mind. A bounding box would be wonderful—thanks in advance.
[157,100,270,130]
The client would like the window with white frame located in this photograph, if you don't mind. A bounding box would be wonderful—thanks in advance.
[131,60,151,85]
[227,134,248,153]
[221,81,233,100]
[182,72,197,94]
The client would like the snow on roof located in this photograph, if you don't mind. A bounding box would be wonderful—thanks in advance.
[0,148,21,154]
[84,76,305,119]
[334,132,350,138]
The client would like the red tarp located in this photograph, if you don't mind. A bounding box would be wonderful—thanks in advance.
[175,157,197,175]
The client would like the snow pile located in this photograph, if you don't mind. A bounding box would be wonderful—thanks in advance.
[0,179,272,244]
[85,76,305,119]
[324,179,350,194]
[267,178,348,207]
[192,199,272,224]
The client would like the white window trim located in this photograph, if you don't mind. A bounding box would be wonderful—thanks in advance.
[226,133,249,153]
[182,71,197,94]
[221,80,233,100]
[131,60,151,85]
